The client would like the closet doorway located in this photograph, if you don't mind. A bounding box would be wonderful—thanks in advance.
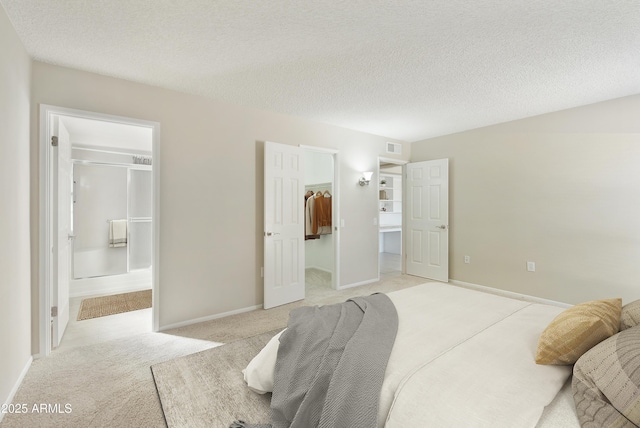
[303,147,339,293]
[378,158,406,279]
[263,143,340,309]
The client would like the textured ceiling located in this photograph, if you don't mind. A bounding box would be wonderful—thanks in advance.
[2,0,639,142]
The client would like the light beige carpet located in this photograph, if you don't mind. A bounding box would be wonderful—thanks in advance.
[77,289,152,320]
[0,332,219,428]
[152,331,278,428]
[2,274,426,428]
[164,272,426,343]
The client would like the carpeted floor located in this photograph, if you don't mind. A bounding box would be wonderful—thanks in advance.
[0,332,218,428]
[152,331,277,428]
[77,289,152,320]
[1,274,426,428]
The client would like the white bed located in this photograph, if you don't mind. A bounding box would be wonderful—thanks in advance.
[380,282,579,427]
[244,282,582,427]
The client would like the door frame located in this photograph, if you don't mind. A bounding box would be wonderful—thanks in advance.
[301,145,340,290]
[377,157,408,277]
[38,104,161,357]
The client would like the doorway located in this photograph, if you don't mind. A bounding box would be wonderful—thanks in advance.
[303,148,338,293]
[39,105,160,356]
[263,142,340,309]
[378,158,406,279]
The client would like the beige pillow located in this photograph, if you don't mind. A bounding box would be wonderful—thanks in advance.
[573,325,640,427]
[535,298,622,365]
[620,299,640,331]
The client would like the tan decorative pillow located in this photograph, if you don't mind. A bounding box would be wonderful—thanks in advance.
[535,298,622,365]
[620,300,640,331]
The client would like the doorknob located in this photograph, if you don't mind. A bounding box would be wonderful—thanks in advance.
[68,234,76,240]
[264,232,280,236]
[436,225,447,230]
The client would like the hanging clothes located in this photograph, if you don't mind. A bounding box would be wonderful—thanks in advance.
[314,191,332,235]
[305,191,320,240]
[304,189,332,239]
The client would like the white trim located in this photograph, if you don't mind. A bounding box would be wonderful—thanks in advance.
[39,105,161,357]
[337,277,379,290]
[378,157,408,166]
[0,357,33,422]
[449,280,572,308]
[299,145,339,154]
[38,105,52,359]
[159,304,263,331]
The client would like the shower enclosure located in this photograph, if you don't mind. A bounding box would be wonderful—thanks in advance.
[72,160,152,279]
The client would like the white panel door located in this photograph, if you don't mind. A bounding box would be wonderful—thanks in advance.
[52,116,72,347]
[264,141,305,309]
[405,159,449,281]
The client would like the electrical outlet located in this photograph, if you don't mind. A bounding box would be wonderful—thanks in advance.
[464,255,470,264]
[527,261,535,272]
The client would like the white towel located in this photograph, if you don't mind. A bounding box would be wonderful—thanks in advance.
[109,219,128,248]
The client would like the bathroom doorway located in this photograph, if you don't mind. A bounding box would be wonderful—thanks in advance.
[40,105,160,355]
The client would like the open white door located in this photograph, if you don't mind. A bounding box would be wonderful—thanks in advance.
[264,141,305,309]
[405,159,449,282]
[51,116,72,348]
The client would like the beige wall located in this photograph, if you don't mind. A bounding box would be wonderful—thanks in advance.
[29,61,409,352]
[411,95,640,304]
[0,6,32,409]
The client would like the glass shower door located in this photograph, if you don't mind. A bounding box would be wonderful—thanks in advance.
[128,168,152,270]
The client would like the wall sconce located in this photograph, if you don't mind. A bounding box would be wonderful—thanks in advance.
[359,171,373,186]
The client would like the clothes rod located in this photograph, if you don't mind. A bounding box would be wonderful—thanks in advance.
[305,182,332,190]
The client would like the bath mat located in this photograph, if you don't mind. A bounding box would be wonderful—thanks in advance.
[77,289,152,320]
[151,330,277,428]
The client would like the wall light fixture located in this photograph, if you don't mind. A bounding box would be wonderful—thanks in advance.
[359,171,373,186]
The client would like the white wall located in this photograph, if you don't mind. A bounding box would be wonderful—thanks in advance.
[29,61,410,350]
[411,95,640,305]
[0,4,32,412]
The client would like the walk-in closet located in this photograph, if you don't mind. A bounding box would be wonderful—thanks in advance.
[304,149,335,290]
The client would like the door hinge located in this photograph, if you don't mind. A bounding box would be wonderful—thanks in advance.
[51,306,58,317]
[51,136,58,147]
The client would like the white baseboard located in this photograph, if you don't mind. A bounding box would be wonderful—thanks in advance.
[449,279,572,308]
[337,277,379,290]
[1,356,33,423]
[159,304,263,331]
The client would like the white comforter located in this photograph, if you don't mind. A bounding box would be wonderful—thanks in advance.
[381,282,572,427]
[244,282,575,427]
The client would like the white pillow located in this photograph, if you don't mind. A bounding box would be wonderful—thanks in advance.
[242,329,284,394]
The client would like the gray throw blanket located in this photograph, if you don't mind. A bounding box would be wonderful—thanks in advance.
[231,293,398,428]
